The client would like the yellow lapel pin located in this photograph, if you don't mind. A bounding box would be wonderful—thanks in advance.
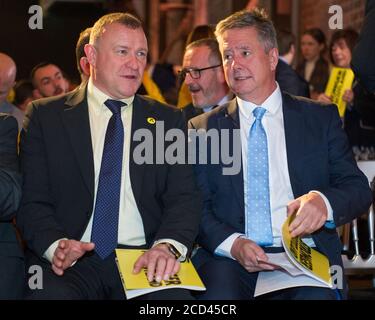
[147,117,156,124]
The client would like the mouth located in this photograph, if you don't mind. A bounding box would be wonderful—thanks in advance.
[120,75,138,80]
[188,86,201,94]
[234,75,251,81]
[54,87,63,95]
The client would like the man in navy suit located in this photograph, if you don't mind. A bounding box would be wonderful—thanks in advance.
[190,9,372,300]
[276,30,310,98]
[0,114,24,299]
[19,12,201,300]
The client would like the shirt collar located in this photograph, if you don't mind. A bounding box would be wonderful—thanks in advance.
[237,83,282,120]
[87,78,134,113]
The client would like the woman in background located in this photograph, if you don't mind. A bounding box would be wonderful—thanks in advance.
[297,28,329,99]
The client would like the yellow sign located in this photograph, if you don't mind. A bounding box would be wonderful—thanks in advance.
[324,67,355,117]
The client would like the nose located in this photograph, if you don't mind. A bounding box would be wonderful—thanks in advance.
[127,54,139,70]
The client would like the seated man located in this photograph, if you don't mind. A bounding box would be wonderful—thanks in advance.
[190,9,372,300]
[19,12,201,300]
[180,38,232,122]
[0,114,24,299]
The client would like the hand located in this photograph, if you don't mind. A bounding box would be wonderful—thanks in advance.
[317,93,332,104]
[132,244,180,283]
[342,89,354,104]
[230,237,276,273]
[52,239,95,276]
[287,193,328,237]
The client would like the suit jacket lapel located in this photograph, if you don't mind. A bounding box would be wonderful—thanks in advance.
[218,99,245,213]
[129,95,157,203]
[282,93,305,197]
[62,86,95,199]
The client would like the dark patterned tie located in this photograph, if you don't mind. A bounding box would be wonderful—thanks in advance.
[91,99,126,259]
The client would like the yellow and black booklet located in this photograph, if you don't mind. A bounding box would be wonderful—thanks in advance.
[255,215,333,296]
[281,215,332,286]
[115,249,206,299]
[324,66,355,117]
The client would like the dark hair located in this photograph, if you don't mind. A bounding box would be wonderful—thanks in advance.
[215,8,277,53]
[90,12,143,46]
[277,29,295,56]
[13,79,34,106]
[302,28,327,52]
[185,38,222,65]
[30,62,54,85]
[76,27,92,75]
[329,28,359,64]
[186,25,215,47]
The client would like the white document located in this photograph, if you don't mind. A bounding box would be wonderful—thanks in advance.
[254,253,331,297]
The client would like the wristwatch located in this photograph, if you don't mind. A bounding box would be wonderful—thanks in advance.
[160,242,182,260]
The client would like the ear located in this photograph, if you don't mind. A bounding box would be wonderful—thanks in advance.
[84,44,97,67]
[290,44,295,56]
[268,47,279,72]
[80,57,90,77]
[217,66,226,84]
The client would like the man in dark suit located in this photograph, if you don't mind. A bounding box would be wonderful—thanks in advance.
[276,30,310,98]
[18,12,201,300]
[181,38,232,122]
[189,9,372,300]
[0,114,24,299]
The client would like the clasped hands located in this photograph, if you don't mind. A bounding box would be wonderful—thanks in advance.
[52,240,179,283]
[231,192,328,272]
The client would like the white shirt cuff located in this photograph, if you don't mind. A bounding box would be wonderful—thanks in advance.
[153,239,187,262]
[214,233,245,260]
[309,190,334,221]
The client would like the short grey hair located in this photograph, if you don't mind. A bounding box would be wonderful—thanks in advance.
[215,8,277,53]
[90,12,143,46]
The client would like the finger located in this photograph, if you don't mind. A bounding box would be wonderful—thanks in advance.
[58,239,67,249]
[171,260,180,276]
[154,256,167,283]
[163,257,177,280]
[133,256,146,274]
[290,220,309,237]
[80,242,95,252]
[147,259,157,283]
[52,263,64,276]
[258,263,276,271]
[287,199,300,216]
[251,245,267,262]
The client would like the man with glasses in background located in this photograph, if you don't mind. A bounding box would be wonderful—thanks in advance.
[180,38,232,122]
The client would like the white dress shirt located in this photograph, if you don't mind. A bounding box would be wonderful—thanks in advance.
[215,84,333,259]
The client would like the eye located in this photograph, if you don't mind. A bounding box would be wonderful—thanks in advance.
[137,51,147,58]
[117,49,127,55]
[42,79,50,86]
[223,53,232,61]
[242,50,251,57]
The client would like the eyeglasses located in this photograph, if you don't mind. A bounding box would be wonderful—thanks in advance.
[178,64,222,81]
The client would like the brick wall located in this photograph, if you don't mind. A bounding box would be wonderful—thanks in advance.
[300,0,366,39]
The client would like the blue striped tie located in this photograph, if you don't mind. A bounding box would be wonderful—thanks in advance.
[246,107,273,246]
[91,99,125,259]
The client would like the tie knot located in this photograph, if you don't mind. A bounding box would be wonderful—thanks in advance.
[104,99,126,115]
[253,107,266,121]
